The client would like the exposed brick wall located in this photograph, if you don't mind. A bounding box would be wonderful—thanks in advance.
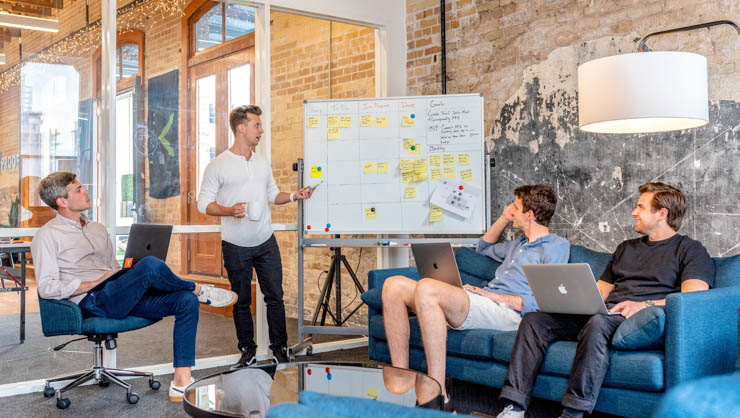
[270,12,377,326]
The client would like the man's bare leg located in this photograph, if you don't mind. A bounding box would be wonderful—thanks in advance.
[382,275,419,369]
[413,278,470,397]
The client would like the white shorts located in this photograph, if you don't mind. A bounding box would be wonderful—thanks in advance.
[450,290,522,332]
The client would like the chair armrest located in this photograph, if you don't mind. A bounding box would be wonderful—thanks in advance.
[664,286,740,387]
[38,297,83,336]
[367,267,419,290]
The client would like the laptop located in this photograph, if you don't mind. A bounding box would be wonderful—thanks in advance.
[522,263,620,315]
[410,243,463,288]
[91,224,173,292]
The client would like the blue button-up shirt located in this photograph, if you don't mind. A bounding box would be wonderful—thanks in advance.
[476,234,570,315]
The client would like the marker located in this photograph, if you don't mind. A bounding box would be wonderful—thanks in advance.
[307,243,327,247]
[311,180,324,191]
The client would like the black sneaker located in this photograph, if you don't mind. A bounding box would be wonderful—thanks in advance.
[231,346,256,369]
[271,346,289,364]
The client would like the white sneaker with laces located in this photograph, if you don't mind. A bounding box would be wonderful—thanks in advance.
[496,404,525,418]
[169,377,194,402]
[198,285,237,307]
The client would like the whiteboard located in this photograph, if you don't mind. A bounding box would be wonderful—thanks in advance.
[303,94,486,234]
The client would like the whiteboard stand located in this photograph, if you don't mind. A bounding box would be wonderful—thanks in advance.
[311,244,366,326]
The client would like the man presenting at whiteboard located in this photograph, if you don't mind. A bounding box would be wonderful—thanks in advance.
[197,104,313,368]
[382,184,570,406]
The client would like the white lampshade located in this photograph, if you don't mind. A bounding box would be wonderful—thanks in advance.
[578,51,708,134]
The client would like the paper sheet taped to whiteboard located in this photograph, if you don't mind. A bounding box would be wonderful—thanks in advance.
[430,180,481,219]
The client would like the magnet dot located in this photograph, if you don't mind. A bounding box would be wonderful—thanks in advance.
[459,186,464,190]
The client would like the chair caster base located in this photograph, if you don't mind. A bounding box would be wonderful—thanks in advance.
[149,379,161,390]
[127,392,139,404]
[43,386,55,398]
[56,397,71,409]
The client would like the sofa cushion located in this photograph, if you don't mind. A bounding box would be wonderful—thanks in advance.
[568,245,612,280]
[612,306,666,350]
[455,247,499,284]
[491,331,665,391]
[361,287,383,312]
[713,253,740,288]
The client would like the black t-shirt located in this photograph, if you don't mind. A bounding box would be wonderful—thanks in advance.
[601,234,715,306]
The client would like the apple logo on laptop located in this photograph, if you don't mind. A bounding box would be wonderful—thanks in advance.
[558,284,568,295]
[433,263,438,269]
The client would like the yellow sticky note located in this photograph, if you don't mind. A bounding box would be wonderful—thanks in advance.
[444,166,456,179]
[430,205,443,222]
[340,116,352,128]
[361,115,373,127]
[366,387,379,400]
[458,153,470,166]
[327,115,340,128]
[376,116,387,128]
[460,168,473,182]
[402,115,415,127]
[310,166,323,178]
[328,127,340,140]
[402,138,416,154]
[365,207,377,221]
[402,172,413,183]
[307,117,319,128]
[430,168,442,180]
[404,186,417,198]
[429,154,441,167]
[363,161,376,175]
[443,153,455,166]
[413,172,428,182]
[413,158,427,174]
[400,159,413,173]
[377,161,389,174]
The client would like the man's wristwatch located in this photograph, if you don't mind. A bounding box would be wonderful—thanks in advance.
[644,300,655,307]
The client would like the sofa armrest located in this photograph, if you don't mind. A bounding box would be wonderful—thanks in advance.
[38,297,83,336]
[368,267,419,290]
[664,286,740,387]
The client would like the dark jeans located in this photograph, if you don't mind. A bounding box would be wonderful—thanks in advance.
[79,256,199,368]
[222,234,286,352]
[499,312,626,413]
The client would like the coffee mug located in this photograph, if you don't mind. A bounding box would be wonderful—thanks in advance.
[247,201,266,221]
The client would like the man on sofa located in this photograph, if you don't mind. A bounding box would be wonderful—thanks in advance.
[31,172,238,402]
[382,184,570,405]
[496,182,715,418]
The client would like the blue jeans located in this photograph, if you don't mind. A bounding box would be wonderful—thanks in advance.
[79,256,199,368]
[222,234,287,352]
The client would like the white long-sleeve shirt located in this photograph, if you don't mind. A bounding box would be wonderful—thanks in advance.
[30,214,119,304]
[197,149,280,247]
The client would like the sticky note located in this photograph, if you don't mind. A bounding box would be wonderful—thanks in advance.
[429,205,443,222]
[404,186,417,198]
[443,153,455,166]
[377,161,389,174]
[365,207,377,220]
[400,159,413,173]
[308,117,319,128]
[311,166,323,178]
[340,116,352,128]
[366,387,379,400]
[363,161,376,175]
[460,168,473,182]
[376,116,387,128]
[361,115,373,127]
[430,168,442,180]
[413,172,428,182]
[444,166,456,179]
[458,153,470,166]
[327,115,340,128]
[401,172,413,183]
[328,127,340,140]
[402,115,415,127]
[429,154,441,167]
[413,158,427,174]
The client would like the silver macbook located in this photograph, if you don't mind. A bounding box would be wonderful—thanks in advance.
[411,243,463,288]
[522,263,619,315]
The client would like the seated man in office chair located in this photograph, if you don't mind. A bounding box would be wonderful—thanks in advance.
[382,184,570,408]
[31,172,238,402]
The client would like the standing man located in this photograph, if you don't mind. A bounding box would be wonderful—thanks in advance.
[382,185,570,404]
[198,104,313,367]
[32,172,237,402]
[496,182,715,418]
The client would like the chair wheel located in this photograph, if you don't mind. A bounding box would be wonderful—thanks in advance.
[43,386,56,398]
[56,398,71,409]
[149,379,161,390]
[99,377,110,387]
[127,392,139,404]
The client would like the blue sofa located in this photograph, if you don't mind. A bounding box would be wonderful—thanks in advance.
[361,245,740,418]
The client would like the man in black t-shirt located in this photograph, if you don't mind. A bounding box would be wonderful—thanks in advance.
[496,183,715,418]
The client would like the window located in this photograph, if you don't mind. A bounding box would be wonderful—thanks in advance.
[193,3,254,53]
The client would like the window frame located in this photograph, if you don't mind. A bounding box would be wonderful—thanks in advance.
[188,0,255,67]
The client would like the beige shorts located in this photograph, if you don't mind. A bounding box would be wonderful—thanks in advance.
[450,290,522,332]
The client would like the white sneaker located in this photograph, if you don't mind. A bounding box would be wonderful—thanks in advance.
[197,285,237,307]
[168,377,194,402]
[497,404,525,418]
